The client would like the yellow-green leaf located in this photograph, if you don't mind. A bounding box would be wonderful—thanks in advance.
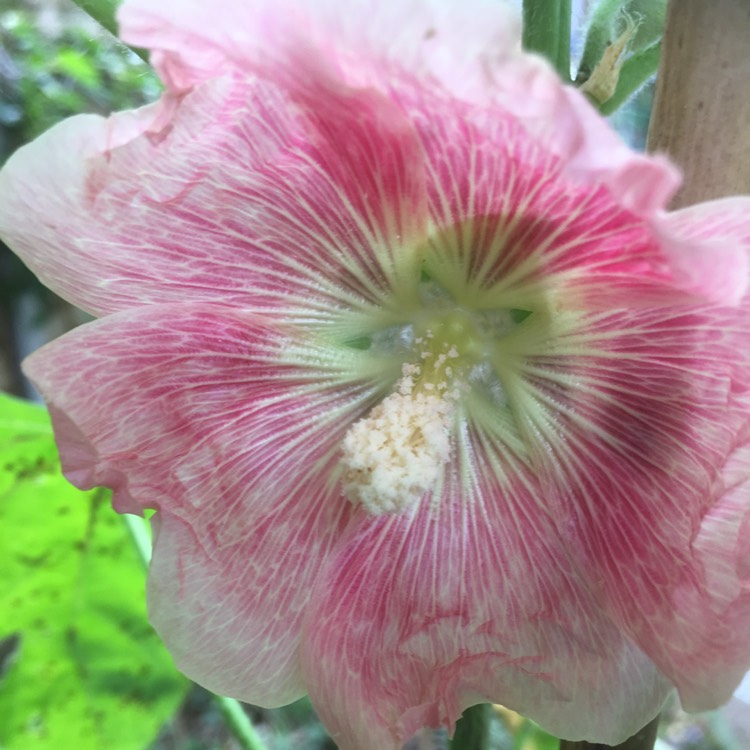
[0,394,189,750]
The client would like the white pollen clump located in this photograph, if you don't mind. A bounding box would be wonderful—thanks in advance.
[340,378,455,515]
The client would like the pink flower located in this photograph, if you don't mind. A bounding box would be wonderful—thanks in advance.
[2,1,750,747]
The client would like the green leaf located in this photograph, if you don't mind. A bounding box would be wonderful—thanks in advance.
[450,703,491,749]
[0,394,55,494]
[510,719,557,750]
[577,0,667,82]
[0,394,189,750]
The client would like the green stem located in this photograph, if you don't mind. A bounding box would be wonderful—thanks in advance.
[69,0,149,62]
[559,714,661,750]
[123,513,269,750]
[215,695,269,750]
[522,0,573,81]
[449,703,491,750]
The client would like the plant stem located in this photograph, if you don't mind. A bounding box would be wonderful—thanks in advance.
[123,513,269,750]
[522,0,573,81]
[559,714,660,750]
[215,694,270,750]
[449,703,491,749]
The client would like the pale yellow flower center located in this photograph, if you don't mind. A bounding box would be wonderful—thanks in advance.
[341,313,479,515]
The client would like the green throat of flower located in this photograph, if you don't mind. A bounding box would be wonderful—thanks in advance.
[340,289,543,515]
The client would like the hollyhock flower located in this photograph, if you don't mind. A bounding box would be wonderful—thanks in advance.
[2,1,750,747]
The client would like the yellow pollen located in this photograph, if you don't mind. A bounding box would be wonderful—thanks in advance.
[341,337,462,515]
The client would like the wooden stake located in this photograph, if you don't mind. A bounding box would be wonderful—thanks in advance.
[647,0,750,207]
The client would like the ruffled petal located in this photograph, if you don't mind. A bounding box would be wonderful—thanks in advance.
[653,197,750,305]
[118,0,521,97]
[0,71,426,318]
[513,301,750,710]
[483,54,750,304]
[300,428,671,750]
[22,303,381,704]
[491,54,682,215]
[682,433,750,709]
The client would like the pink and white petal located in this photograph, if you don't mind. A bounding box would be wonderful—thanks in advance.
[679,434,750,709]
[144,503,343,705]
[395,83,709,309]
[514,303,750,710]
[482,54,750,304]
[300,428,671,750]
[22,303,381,703]
[118,0,521,98]
[0,72,426,318]
[652,197,750,305]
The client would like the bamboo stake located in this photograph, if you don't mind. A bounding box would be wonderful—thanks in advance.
[647,0,750,207]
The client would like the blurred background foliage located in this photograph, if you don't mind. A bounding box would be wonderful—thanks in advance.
[0,0,160,397]
[0,1,747,749]
[0,395,190,750]
[0,3,159,142]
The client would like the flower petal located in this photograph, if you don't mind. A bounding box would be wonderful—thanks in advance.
[0,71,426,318]
[515,302,750,710]
[23,303,380,703]
[300,428,671,750]
[653,197,750,305]
[485,55,750,304]
[118,0,521,97]
[394,82,717,309]
[491,54,681,215]
[682,433,750,709]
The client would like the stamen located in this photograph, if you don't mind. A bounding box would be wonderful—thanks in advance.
[341,337,461,515]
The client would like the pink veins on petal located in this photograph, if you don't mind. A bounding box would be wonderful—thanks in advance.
[1,1,750,748]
